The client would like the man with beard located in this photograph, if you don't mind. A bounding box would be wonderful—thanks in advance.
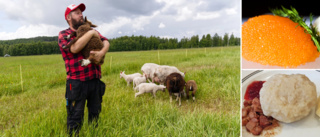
[58,3,110,136]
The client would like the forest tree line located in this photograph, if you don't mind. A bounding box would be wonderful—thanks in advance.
[0,33,240,56]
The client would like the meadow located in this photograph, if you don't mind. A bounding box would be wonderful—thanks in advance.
[0,46,240,136]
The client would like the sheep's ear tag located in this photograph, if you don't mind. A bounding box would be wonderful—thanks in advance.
[120,71,122,73]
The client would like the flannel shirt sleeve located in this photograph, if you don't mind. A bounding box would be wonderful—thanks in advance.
[58,31,71,52]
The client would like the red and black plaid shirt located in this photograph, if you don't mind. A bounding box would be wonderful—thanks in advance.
[58,28,108,81]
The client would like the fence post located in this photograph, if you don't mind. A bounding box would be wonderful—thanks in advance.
[158,50,160,65]
[186,49,187,57]
[110,56,112,71]
[20,64,23,92]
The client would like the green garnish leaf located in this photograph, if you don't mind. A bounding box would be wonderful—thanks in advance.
[271,6,320,52]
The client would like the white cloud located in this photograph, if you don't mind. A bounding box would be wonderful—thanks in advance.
[97,10,161,36]
[0,0,56,24]
[225,7,237,15]
[194,12,220,20]
[97,17,131,35]
[131,16,148,31]
[176,7,193,21]
[132,10,160,30]
[158,22,165,28]
[0,24,63,40]
[0,0,241,40]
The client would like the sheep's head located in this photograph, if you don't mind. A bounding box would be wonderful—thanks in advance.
[159,85,166,92]
[153,76,160,83]
[182,72,186,78]
[120,71,125,78]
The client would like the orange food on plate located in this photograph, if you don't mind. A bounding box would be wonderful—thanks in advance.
[242,15,320,68]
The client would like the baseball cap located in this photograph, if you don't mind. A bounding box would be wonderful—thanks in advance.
[65,3,86,20]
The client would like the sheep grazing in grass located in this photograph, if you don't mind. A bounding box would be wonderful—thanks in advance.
[63,16,104,66]
[133,74,147,89]
[120,71,142,86]
[165,72,186,106]
[185,80,197,101]
[154,65,185,85]
[141,63,160,83]
[134,83,166,98]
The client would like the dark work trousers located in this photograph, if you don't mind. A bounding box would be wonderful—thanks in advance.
[65,78,105,136]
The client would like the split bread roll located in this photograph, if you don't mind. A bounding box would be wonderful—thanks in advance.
[260,74,317,123]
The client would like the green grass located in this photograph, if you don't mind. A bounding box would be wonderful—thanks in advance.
[0,46,240,136]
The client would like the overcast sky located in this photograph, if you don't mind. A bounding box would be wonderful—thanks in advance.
[0,0,240,40]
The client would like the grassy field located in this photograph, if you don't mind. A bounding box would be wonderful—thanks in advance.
[0,46,240,136]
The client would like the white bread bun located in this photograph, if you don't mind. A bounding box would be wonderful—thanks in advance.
[260,74,317,123]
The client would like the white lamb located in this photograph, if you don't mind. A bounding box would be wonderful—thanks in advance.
[134,83,166,98]
[132,74,147,89]
[120,71,142,86]
[141,63,160,83]
[153,65,185,85]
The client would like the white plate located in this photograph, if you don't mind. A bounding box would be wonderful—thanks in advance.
[241,70,320,137]
[242,57,320,69]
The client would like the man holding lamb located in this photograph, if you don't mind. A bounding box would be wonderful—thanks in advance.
[58,3,110,136]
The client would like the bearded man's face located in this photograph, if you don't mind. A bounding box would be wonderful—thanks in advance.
[68,8,84,30]
[71,17,84,30]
